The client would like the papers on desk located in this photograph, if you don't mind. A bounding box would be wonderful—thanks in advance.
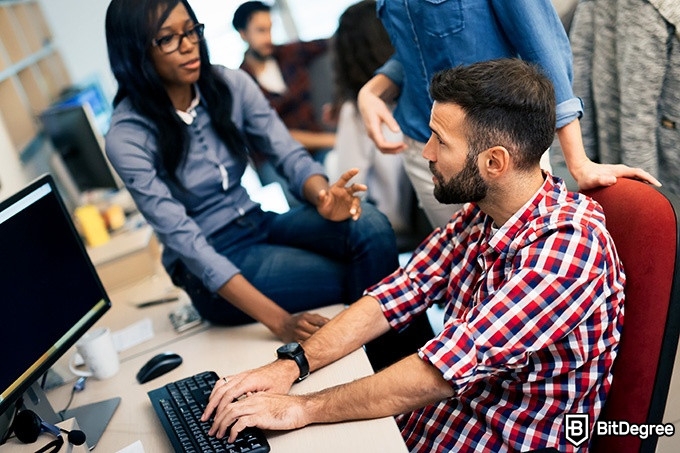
[112,318,154,352]
[73,318,154,367]
[73,318,153,366]
[115,440,145,453]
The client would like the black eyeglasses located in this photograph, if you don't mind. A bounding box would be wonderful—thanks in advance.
[152,23,205,54]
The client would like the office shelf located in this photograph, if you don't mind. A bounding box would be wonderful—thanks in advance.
[0,0,70,152]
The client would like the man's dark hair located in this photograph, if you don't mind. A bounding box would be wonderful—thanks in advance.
[332,0,394,109]
[232,1,271,31]
[430,59,556,170]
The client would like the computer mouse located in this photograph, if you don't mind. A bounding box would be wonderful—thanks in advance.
[136,351,183,384]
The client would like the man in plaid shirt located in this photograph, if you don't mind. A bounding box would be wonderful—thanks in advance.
[233,1,335,154]
[202,59,626,453]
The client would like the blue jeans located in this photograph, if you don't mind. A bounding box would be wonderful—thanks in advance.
[171,202,398,325]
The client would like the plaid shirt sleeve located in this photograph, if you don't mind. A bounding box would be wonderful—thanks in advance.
[369,204,623,394]
[366,206,482,328]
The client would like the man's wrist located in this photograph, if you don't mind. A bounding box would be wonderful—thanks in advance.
[277,357,302,383]
[277,342,310,382]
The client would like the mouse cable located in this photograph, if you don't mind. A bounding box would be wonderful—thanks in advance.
[58,377,87,421]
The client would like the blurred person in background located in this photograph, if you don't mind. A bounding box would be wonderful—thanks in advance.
[325,0,413,235]
[233,1,335,156]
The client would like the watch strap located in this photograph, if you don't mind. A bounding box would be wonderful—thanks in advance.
[278,342,309,382]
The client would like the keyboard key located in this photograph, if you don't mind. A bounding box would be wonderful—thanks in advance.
[148,371,270,452]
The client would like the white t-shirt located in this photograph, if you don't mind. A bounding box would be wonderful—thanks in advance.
[256,59,287,94]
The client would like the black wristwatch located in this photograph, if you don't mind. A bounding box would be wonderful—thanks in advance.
[277,342,310,382]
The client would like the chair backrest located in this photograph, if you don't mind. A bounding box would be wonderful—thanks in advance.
[583,178,680,452]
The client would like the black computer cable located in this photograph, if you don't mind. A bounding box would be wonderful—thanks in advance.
[57,377,87,421]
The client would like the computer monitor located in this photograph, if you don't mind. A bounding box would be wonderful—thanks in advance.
[54,80,112,134]
[0,174,119,448]
[39,103,122,194]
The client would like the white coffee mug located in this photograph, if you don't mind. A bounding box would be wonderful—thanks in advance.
[69,327,119,380]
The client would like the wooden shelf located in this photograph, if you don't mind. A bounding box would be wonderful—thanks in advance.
[13,2,47,54]
[0,0,70,153]
[0,76,38,150]
[37,51,70,100]
[18,65,49,112]
[0,5,29,64]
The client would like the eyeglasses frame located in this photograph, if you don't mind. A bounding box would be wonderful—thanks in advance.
[151,23,205,54]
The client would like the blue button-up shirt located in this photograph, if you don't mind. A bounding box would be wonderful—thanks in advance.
[376,0,583,143]
[105,66,325,292]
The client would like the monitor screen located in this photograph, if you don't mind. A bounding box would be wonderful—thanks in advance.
[0,174,111,418]
[39,104,121,193]
[54,81,112,134]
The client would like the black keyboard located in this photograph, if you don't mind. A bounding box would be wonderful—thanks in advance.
[148,371,270,453]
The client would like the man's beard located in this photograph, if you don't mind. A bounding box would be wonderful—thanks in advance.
[430,155,487,204]
[248,46,273,61]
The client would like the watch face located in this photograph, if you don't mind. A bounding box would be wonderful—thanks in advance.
[278,342,301,355]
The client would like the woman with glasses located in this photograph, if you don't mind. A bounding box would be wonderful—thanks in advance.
[103,0,401,345]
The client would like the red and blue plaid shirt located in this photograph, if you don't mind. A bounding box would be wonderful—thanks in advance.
[240,39,328,133]
[366,175,625,452]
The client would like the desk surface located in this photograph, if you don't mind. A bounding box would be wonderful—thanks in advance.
[33,268,408,453]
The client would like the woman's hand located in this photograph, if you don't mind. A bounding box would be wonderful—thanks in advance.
[217,275,328,344]
[277,312,330,343]
[557,120,661,190]
[316,168,367,222]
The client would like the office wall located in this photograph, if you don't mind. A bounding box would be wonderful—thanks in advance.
[37,0,116,99]
[0,1,115,203]
[0,121,29,202]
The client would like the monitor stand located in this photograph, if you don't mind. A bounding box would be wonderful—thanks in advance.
[22,382,120,450]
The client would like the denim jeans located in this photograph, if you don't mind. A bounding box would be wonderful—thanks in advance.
[171,202,398,326]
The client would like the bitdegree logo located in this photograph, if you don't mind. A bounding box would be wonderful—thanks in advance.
[565,414,589,447]
[595,420,675,439]
[564,414,675,447]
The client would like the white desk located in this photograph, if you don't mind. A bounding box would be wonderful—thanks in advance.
[18,260,408,453]
[1,226,408,452]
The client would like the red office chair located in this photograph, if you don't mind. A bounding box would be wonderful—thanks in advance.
[583,178,680,452]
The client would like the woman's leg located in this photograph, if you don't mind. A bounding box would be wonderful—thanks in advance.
[266,202,399,301]
[234,242,348,312]
[171,208,349,325]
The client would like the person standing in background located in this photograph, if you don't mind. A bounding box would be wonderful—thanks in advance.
[358,0,660,229]
[325,0,413,234]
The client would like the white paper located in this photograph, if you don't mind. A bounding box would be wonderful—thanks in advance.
[112,317,154,352]
[115,440,146,453]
